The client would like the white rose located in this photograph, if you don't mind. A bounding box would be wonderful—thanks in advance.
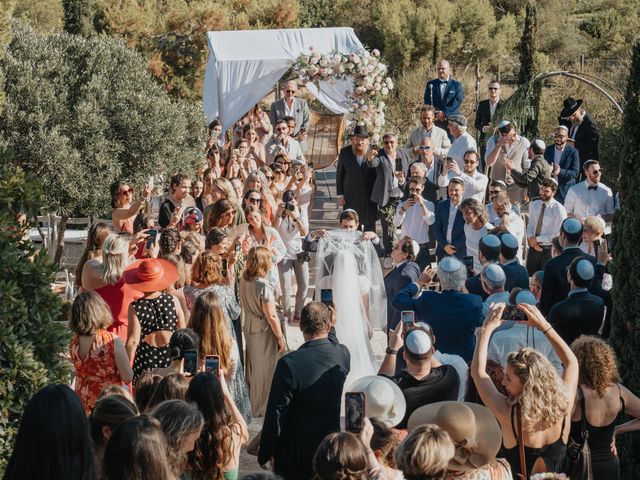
[299,68,307,77]
[372,49,380,56]
[381,87,389,95]
[319,59,328,68]
[310,57,319,65]
[352,55,360,64]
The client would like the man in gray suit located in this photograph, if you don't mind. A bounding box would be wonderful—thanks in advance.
[270,81,310,151]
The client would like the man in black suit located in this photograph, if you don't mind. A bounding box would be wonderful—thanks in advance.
[499,232,529,292]
[539,217,596,316]
[559,97,599,173]
[259,302,350,479]
[474,80,502,169]
[336,125,378,231]
[549,257,605,346]
[367,132,413,262]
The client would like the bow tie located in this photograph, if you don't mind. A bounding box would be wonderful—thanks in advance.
[588,185,598,190]
[440,80,448,84]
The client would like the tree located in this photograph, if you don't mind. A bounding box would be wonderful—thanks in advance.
[62,0,94,36]
[0,148,71,474]
[517,1,541,137]
[610,39,640,480]
[1,22,203,262]
[0,0,16,113]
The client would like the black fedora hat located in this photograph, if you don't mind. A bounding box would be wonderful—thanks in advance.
[350,124,370,138]
[560,97,583,118]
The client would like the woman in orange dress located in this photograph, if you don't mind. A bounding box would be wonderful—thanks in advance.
[70,291,134,414]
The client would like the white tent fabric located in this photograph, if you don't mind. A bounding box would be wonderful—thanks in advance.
[202,28,363,130]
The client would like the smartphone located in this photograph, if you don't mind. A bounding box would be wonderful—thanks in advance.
[146,229,158,249]
[235,242,241,255]
[321,289,333,306]
[345,392,366,434]
[462,256,475,278]
[221,258,228,275]
[395,157,403,172]
[593,239,601,248]
[204,355,220,375]
[401,310,415,333]
[502,305,527,322]
[183,350,198,376]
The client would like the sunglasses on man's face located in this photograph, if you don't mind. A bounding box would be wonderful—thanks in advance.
[383,140,396,145]
[266,176,274,180]
[488,87,499,91]
[285,89,296,93]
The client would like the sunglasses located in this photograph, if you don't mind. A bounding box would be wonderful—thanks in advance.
[248,198,262,203]
[266,176,274,180]
[383,140,396,145]
[119,188,133,195]
[274,170,283,174]
[591,169,602,174]
[285,89,296,93]
[488,87,499,90]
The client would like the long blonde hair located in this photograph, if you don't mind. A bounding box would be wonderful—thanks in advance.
[506,347,569,432]
[190,292,233,374]
[100,234,129,285]
[571,336,620,397]
[242,245,272,282]
[75,222,111,286]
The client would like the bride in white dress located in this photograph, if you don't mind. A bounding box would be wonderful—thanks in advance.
[315,229,387,387]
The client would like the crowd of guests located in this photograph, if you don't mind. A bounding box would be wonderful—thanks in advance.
[5,63,640,480]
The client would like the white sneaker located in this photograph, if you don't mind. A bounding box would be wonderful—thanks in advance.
[383,256,394,269]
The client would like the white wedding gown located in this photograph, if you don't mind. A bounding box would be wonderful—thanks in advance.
[315,230,386,389]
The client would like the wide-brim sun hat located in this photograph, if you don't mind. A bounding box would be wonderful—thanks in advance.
[407,401,502,473]
[347,375,406,428]
[123,258,179,292]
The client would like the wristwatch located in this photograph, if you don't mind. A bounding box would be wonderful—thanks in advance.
[385,347,398,355]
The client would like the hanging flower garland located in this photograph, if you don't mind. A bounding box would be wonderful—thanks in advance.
[294,47,393,141]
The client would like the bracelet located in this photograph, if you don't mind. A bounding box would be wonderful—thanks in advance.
[385,347,398,355]
[543,326,553,335]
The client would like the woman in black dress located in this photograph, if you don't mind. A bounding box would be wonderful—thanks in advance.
[124,258,186,382]
[570,336,640,479]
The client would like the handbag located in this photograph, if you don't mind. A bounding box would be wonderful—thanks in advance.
[564,386,594,480]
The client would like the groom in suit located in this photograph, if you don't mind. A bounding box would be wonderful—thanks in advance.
[423,60,464,138]
[336,126,379,232]
[270,81,311,151]
[543,126,580,203]
[432,177,466,260]
[259,302,350,479]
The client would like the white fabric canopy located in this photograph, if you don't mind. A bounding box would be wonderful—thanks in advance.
[202,28,363,130]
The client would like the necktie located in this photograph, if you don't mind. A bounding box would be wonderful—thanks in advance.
[588,185,597,191]
[534,203,546,237]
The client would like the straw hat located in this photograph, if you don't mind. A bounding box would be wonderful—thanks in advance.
[347,376,406,428]
[407,401,502,473]
[123,258,179,292]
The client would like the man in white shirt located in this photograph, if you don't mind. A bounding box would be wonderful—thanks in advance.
[526,177,567,275]
[405,104,451,161]
[486,179,509,224]
[394,176,435,269]
[438,150,488,203]
[563,160,614,222]
[445,115,477,169]
[265,119,305,164]
[491,192,525,261]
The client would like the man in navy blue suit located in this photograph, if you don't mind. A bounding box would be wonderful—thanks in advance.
[433,177,466,260]
[544,126,580,203]
[392,257,483,362]
[423,60,464,136]
[384,237,421,333]
[539,217,596,316]
[499,233,529,292]
[548,258,605,346]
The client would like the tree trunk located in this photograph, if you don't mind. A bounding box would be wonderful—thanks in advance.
[54,214,69,265]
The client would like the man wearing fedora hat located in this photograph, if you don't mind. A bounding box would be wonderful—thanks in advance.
[259,302,350,479]
[407,401,511,477]
[378,328,459,429]
[548,257,605,346]
[559,96,599,172]
[539,217,596,316]
[336,125,379,232]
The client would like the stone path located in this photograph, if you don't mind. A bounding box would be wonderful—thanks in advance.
[238,165,389,475]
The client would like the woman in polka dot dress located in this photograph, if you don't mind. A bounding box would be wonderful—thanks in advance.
[124,258,186,382]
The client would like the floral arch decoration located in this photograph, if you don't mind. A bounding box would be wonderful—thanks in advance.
[294,47,393,142]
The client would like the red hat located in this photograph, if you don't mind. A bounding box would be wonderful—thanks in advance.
[123,258,179,292]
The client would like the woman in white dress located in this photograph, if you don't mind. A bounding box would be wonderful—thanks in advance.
[315,229,387,388]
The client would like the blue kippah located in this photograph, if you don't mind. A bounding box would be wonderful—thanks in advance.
[562,217,583,235]
[515,290,537,305]
[484,264,506,283]
[576,259,595,281]
[498,120,511,129]
[439,256,462,273]
[481,234,501,248]
[501,233,519,249]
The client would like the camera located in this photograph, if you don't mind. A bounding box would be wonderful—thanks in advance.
[285,202,296,212]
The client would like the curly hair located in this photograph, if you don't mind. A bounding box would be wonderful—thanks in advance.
[571,336,620,397]
[506,347,569,432]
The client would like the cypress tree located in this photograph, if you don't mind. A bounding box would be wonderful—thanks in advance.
[517,2,540,138]
[62,0,94,36]
[611,39,640,479]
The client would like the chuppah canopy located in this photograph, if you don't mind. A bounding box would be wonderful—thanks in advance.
[202,27,363,130]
